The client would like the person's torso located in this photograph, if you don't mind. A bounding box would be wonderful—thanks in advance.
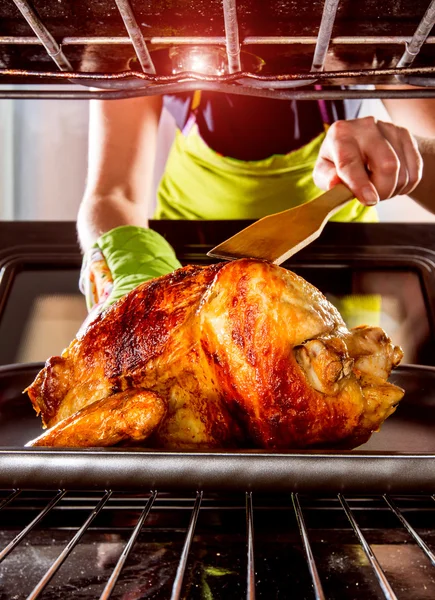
[163,91,362,161]
[156,92,377,223]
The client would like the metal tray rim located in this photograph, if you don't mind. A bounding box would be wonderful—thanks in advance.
[1,448,434,494]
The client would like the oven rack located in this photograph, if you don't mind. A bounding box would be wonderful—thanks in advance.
[3,0,435,99]
[1,489,435,599]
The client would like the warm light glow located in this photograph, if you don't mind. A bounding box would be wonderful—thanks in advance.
[170,46,227,76]
[189,55,208,73]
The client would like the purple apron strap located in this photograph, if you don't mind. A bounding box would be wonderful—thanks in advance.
[181,112,197,136]
[182,90,202,136]
[315,85,331,125]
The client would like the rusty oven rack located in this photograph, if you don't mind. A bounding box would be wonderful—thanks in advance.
[3,0,435,99]
[1,489,435,599]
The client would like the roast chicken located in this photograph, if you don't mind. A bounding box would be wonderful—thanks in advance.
[26,259,404,449]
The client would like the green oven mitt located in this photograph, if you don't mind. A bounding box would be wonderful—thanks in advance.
[80,225,182,317]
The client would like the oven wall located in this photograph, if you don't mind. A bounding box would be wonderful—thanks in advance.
[3,96,89,220]
[0,98,13,220]
[1,97,435,223]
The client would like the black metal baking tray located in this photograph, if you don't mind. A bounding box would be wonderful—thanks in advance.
[0,362,435,493]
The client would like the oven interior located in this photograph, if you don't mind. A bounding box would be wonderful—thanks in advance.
[1,222,435,367]
[0,222,435,598]
[1,258,434,367]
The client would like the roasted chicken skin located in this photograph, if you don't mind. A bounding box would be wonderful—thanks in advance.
[27,389,167,447]
[26,259,404,449]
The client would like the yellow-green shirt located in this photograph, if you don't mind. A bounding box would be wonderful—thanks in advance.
[155,125,377,223]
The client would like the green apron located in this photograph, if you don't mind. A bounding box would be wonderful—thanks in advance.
[155,125,378,223]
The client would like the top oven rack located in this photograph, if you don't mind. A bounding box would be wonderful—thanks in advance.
[3,0,435,99]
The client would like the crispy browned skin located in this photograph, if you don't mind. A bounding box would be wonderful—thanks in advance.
[27,389,166,447]
[26,259,404,449]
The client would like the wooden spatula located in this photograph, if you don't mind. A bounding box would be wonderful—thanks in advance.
[207,184,355,265]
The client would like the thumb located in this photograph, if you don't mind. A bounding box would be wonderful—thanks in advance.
[313,158,342,191]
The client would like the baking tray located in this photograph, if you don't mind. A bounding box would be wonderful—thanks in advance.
[0,363,434,493]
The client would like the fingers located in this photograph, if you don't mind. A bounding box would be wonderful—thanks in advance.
[312,156,344,191]
[313,155,379,206]
[313,117,423,207]
[378,122,423,196]
[376,122,408,195]
[314,124,381,205]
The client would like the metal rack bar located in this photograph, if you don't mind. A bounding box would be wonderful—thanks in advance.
[0,489,66,563]
[4,64,435,83]
[2,60,435,96]
[99,491,157,600]
[170,491,203,600]
[10,0,72,71]
[113,0,156,74]
[4,86,435,101]
[384,495,435,567]
[223,0,242,73]
[338,494,398,600]
[3,35,435,46]
[292,494,325,600]
[311,0,340,71]
[246,492,256,600]
[0,489,20,510]
[244,35,435,45]
[26,490,112,600]
[397,0,435,67]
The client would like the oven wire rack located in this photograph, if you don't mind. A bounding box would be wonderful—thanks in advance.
[1,489,435,599]
[3,0,435,99]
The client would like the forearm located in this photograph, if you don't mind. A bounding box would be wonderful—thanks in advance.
[78,95,162,252]
[78,193,149,252]
[411,136,435,214]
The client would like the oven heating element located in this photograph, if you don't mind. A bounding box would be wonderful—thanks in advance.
[1,489,435,599]
[2,0,435,99]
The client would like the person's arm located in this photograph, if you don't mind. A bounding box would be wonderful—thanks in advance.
[77,95,163,252]
[77,95,181,321]
[382,96,435,214]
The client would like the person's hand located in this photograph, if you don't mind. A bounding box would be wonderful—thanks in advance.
[313,117,423,206]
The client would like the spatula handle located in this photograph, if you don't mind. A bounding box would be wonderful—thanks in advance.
[313,183,355,217]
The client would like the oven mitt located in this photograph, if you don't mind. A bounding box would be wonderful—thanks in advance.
[80,225,182,322]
